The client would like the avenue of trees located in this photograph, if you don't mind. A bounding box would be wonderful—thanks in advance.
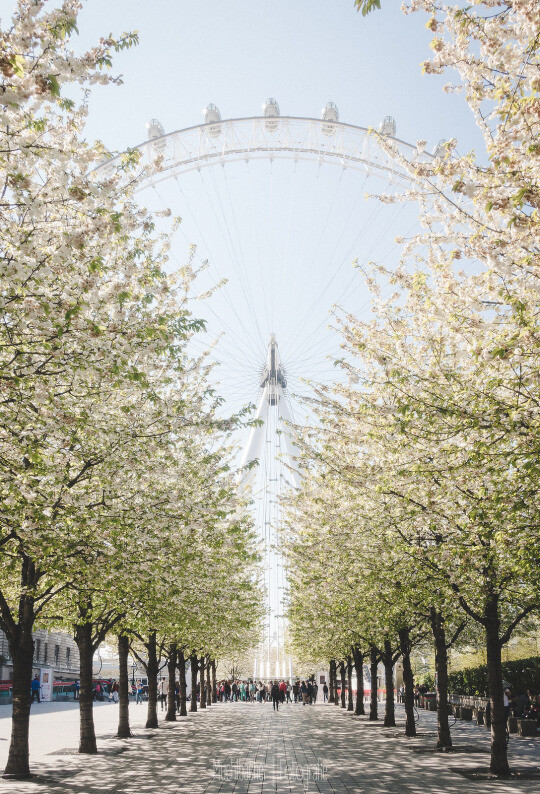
[285,0,540,778]
[0,0,263,779]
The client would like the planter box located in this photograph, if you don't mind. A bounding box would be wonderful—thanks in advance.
[460,707,473,721]
[517,719,538,738]
[507,716,518,734]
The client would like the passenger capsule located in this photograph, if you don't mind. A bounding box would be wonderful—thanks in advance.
[146,118,166,152]
[433,139,447,158]
[322,101,339,136]
[263,98,280,132]
[204,104,222,137]
[379,115,396,137]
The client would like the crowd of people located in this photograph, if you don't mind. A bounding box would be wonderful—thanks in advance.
[504,689,540,726]
[214,679,328,709]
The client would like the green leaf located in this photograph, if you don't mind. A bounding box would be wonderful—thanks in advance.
[47,74,61,97]
[355,0,382,15]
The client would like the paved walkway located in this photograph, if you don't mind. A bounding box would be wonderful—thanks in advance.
[0,700,538,793]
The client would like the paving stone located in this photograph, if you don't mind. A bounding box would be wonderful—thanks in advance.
[0,701,538,792]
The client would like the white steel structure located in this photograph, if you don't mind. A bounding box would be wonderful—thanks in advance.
[238,336,299,680]
[95,102,437,682]
[97,105,437,188]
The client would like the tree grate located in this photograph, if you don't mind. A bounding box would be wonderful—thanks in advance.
[412,745,487,754]
[453,766,540,781]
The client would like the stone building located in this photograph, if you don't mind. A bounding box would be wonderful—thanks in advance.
[0,628,80,682]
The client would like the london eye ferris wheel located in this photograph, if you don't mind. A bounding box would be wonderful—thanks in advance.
[95,99,439,679]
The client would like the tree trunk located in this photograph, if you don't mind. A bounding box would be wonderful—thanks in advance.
[347,656,354,711]
[211,659,217,703]
[117,634,132,738]
[329,659,336,704]
[369,645,378,721]
[3,609,35,779]
[178,649,188,716]
[383,640,396,728]
[165,643,177,722]
[145,631,159,729]
[430,609,452,749]
[206,659,212,707]
[352,647,365,715]
[485,597,510,776]
[199,658,206,708]
[398,627,416,737]
[339,661,346,708]
[75,622,97,754]
[190,654,198,712]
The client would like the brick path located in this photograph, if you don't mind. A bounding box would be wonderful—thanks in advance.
[0,700,538,793]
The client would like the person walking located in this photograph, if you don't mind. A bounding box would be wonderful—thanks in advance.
[286,682,292,703]
[300,680,308,705]
[73,680,80,701]
[312,682,318,704]
[31,676,41,703]
[135,680,144,704]
[306,680,313,704]
[271,681,280,711]
[158,677,169,710]
[111,680,119,703]
[323,682,329,702]
[293,681,299,703]
[279,680,287,703]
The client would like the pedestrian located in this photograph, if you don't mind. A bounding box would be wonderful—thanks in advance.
[224,681,231,701]
[111,680,119,703]
[504,689,511,722]
[293,681,299,703]
[31,676,41,703]
[279,680,287,703]
[258,682,266,703]
[300,680,308,705]
[271,681,280,711]
[323,682,329,702]
[306,680,313,704]
[312,682,318,704]
[158,677,169,710]
[286,682,292,703]
[73,679,80,701]
[175,681,181,713]
[135,680,144,704]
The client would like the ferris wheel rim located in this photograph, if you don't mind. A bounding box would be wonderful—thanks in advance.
[94,115,433,186]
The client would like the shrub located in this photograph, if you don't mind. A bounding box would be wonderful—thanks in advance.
[448,657,540,696]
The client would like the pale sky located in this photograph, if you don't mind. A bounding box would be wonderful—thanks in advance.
[1,0,482,418]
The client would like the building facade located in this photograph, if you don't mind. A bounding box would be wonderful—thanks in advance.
[0,628,80,683]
